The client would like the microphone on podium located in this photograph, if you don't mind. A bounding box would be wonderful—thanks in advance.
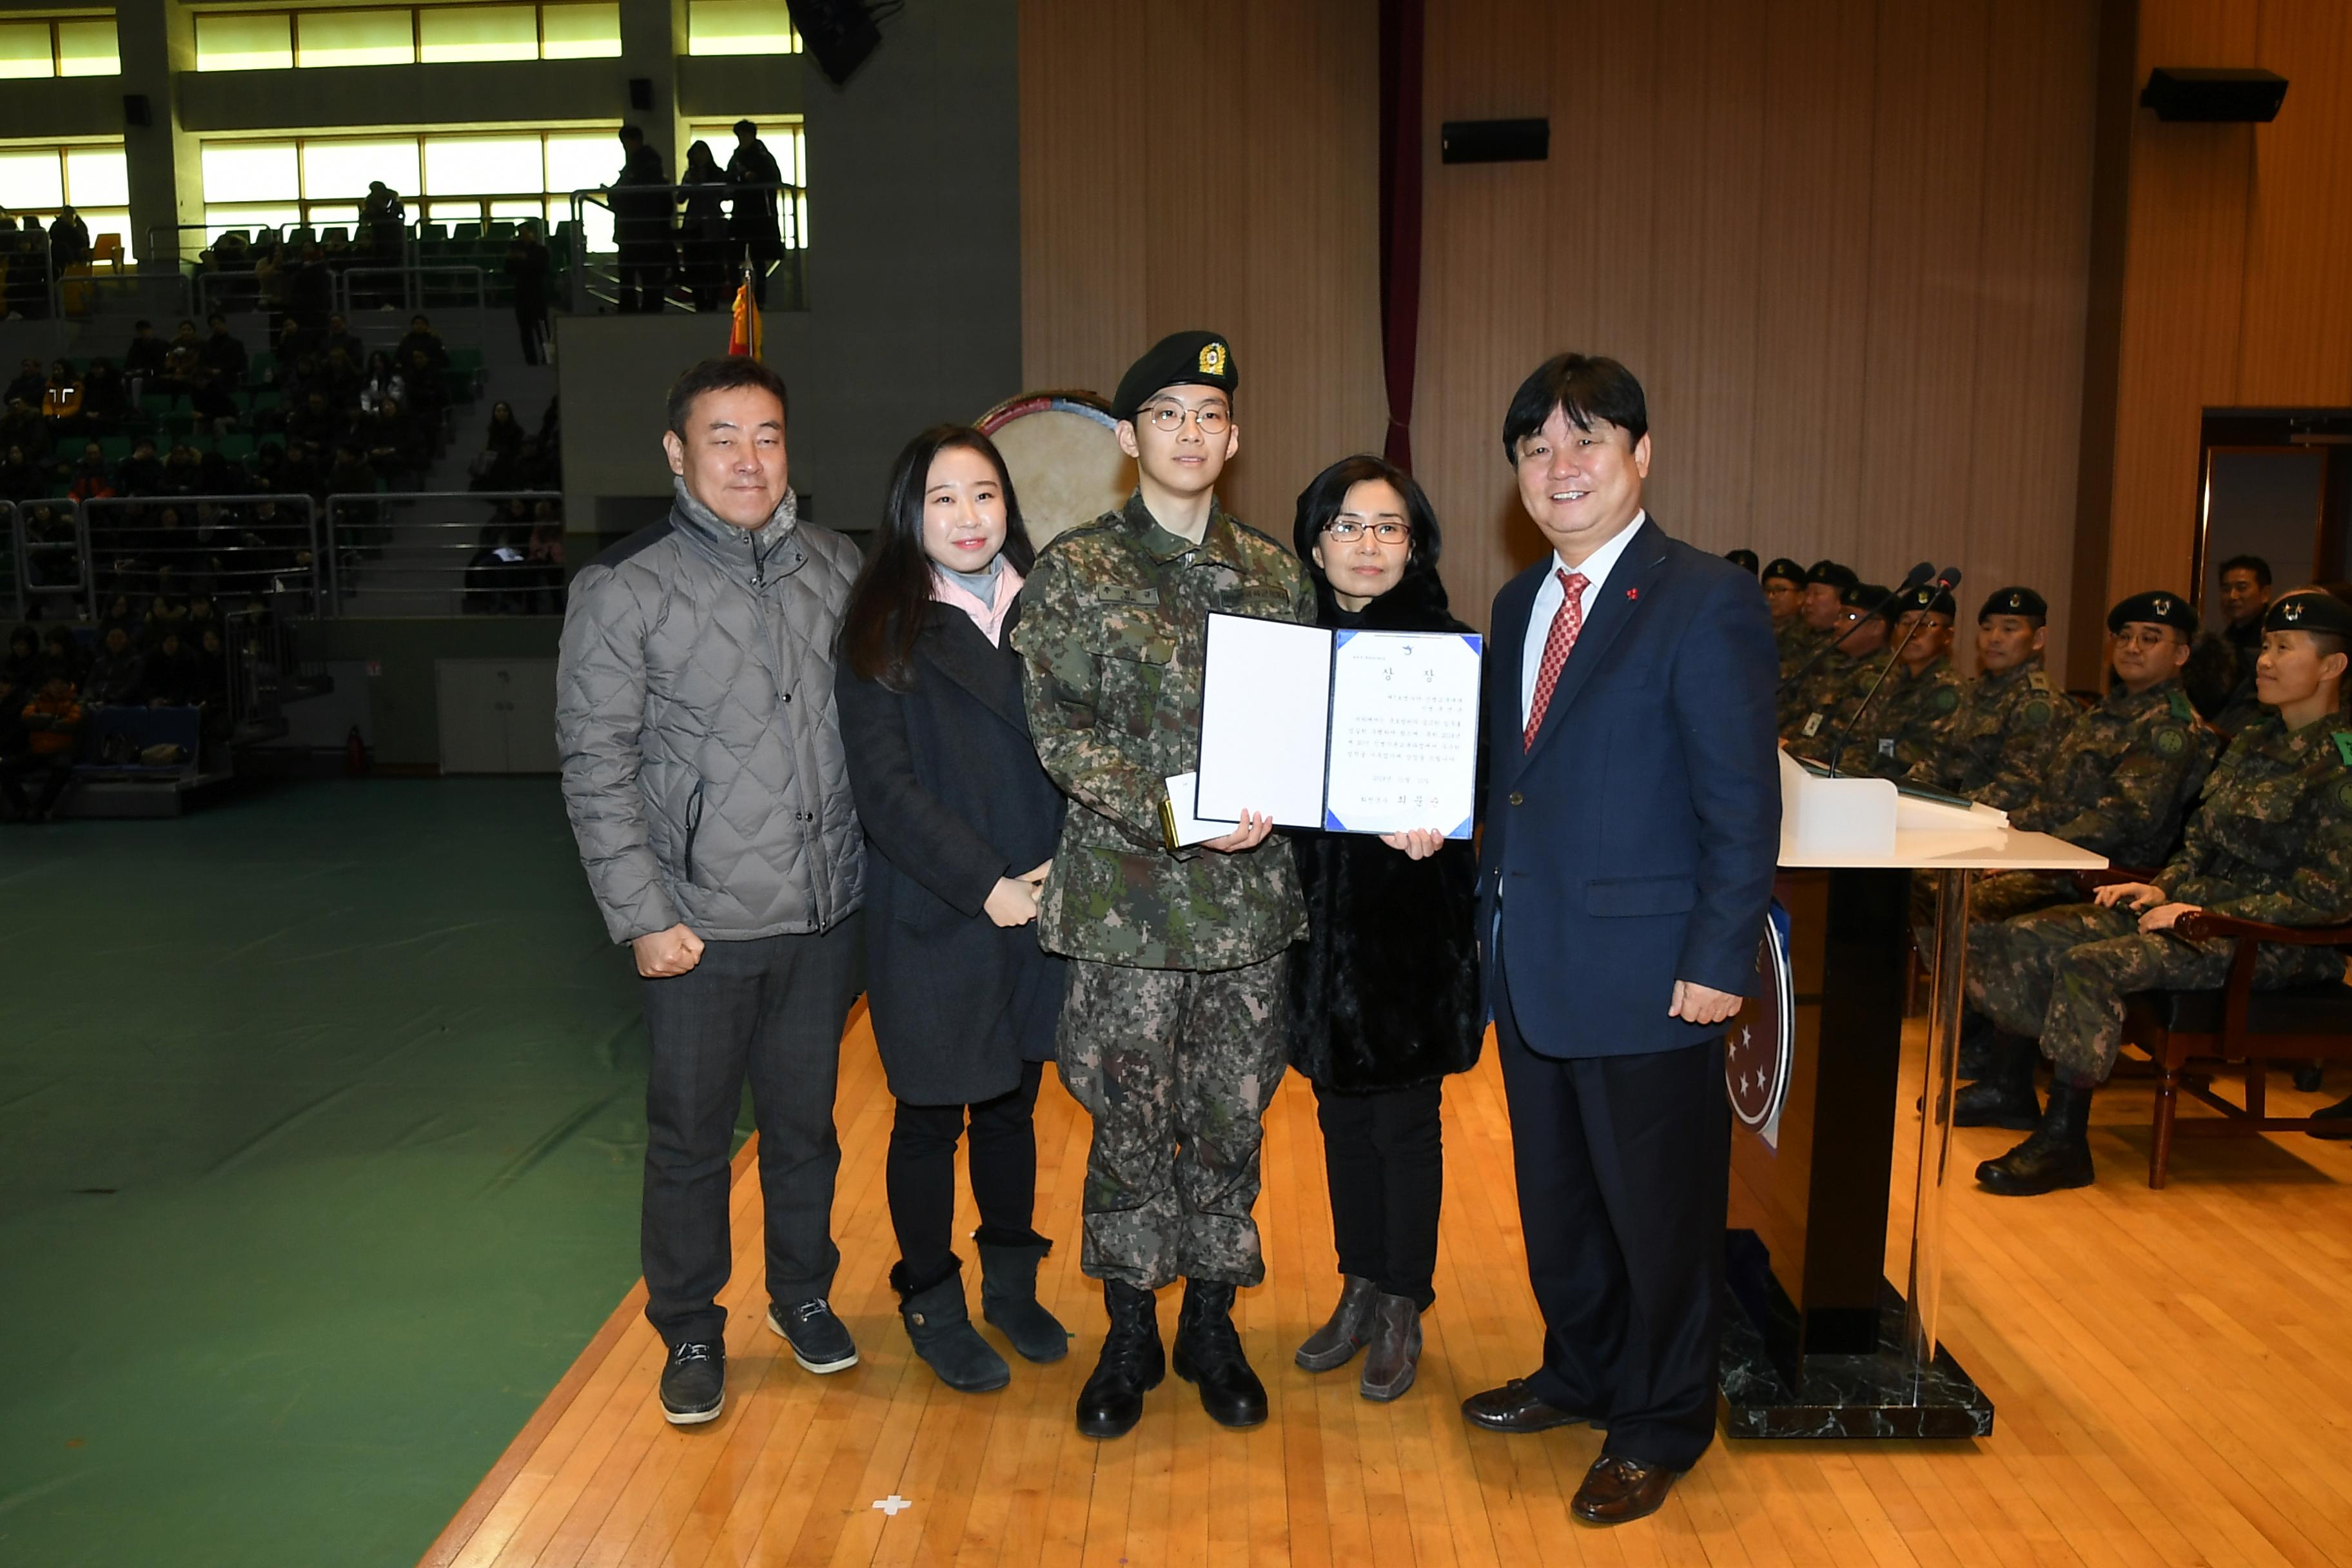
[1824,567,1964,779]
[1777,561,1936,699]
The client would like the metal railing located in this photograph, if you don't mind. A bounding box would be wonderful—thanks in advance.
[332,265,487,317]
[564,182,805,314]
[8,496,92,621]
[81,494,325,619]
[325,489,564,617]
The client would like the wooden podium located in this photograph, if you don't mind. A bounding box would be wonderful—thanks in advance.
[1719,756,2104,1439]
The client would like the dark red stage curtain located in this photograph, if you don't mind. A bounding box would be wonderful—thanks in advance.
[1377,0,1426,472]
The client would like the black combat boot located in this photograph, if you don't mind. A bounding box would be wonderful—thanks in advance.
[1955,1006,1998,1081]
[1975,1080,2095,1196]
[1953,1031,2042,1130]
[977,1237,1070,1363]
[1074,1279,1164,1439]
[1171,1278,1268,1429]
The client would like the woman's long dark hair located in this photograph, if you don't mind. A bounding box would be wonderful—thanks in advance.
[840,424,1035,692]
[1290,453,1448,622]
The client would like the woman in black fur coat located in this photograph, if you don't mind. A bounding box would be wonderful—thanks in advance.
[1286,454,1483,1402]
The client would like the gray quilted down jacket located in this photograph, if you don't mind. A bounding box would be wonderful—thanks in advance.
[556,484,865,945]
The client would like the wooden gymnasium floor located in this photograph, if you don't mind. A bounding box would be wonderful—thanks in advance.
[421,1003,2352,1567]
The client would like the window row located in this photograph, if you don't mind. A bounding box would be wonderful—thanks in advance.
[0,15,121,79]
[192,0,799,70]
[0,143,132,259]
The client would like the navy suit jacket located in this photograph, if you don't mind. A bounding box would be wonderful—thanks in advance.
[1477,515,1781,1058]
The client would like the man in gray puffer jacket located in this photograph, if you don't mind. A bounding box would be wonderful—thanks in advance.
[556,356,865,1426]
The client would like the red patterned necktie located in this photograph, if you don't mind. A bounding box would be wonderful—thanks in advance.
[1523,569,1589,750]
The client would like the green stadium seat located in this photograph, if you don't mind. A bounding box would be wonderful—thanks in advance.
[453,222,481,240]
[217,433,255,462]
[289,227,315,246]
[419,223,447,241]
[250,389,282,413]
[448,346,484,375]
[141,391,174,418]
[322,226,349,244]
[97,435,133,462]
[485,221,516,240]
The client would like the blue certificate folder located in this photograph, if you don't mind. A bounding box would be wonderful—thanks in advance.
[1191,611,1484,839]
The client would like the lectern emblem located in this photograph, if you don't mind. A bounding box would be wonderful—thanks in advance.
[1725,900,1794,1134]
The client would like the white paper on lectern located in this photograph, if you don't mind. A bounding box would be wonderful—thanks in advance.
[1194,616,1333,827]
[1323,631,1482,838]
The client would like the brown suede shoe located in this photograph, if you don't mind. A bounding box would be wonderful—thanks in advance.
[1569,1455,1681,1525]
[1459,1377,1589,1433]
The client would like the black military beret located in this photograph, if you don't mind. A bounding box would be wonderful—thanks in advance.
[1725,548,1759,574]
[1891,583,1957,620]
[2265,589,2352,639]
[1840,581,1886,611]
[1808,559,1858,590]
[2106,589,2196,635]
[1761,556,1807,587]
[1979,585,2047,623]
[1112,330,1236,419]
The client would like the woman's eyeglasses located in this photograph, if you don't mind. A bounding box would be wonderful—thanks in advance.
[1321,520,1409,544]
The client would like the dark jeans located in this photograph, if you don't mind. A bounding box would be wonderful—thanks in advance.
[514,304,547,365]
[886,1059,1047,1293]
[1313,1078,1443,1309]
[0,751,74,818]
[638,914,862,1347]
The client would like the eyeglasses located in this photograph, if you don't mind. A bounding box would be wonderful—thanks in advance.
[1141,402,1230,435]
[1322,520,1409,544]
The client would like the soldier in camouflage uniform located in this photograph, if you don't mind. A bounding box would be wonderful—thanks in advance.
[1963,588,2352,1194]
[1954,590,2222,1118]
[1785,579,1892,755]
[1909,585,2066,812]
[1764,556,1810,676]
[1011,329,1313,1440]
[1775,559,1856,729]
[1814,582,1963,778]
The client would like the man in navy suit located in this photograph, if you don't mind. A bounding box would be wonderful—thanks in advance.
[1461,354,1779,1525]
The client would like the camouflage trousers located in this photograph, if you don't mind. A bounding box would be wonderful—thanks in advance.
[1966,902,2344,1085]
[1910,868,2079,957]
[1055,954,1288,1291]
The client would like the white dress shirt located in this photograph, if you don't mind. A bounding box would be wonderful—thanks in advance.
[1518,509,1648,723]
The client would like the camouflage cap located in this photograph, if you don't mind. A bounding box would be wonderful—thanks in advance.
[1980,585,2048,624]
[2266,589,2352,639]
[2107,589,2197,635]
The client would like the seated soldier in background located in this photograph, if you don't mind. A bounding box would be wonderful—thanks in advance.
[1763,556,1809,677]
[1966,588,2352,1193]
[2184,553,2273,737]
[1777,560,1858,730]
[1821,582,1963,779]
[1784,580,1891,756]
[1912,586,2065,810]
[1955,590,2222,1119]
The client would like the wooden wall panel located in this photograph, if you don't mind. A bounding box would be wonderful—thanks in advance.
[1409,0,2101,677]
[2092,0,2352,654]
[1015,0,1385,540]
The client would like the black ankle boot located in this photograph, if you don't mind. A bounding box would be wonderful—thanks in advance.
[1954,1032,2042,1130]
[1171,1278,1268,1429]
[896,1260,1009,1394]
[978,1237,1070,1364]
[1075,1279,1163,1439]
[1977,1080,2095,1195]
[1955,1007,1997,1081]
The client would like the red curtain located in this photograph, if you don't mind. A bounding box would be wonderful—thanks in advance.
[1378,0,1426,471]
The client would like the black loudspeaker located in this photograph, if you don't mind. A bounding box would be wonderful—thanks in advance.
[2141,67,2288,122]
[785,0,881,86]
[627,76,653,111]
[123,93,150,128]
[1440,118,1549,164]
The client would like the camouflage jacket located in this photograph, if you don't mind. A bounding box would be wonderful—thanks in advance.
[2157,714,2352,926]
[1912,659,2064,810]
[1774,622,1834,732]
[1785,647,1893,759]
[1776,617,1819,681]
[1012,491,1315,971]
[2011,678,2218,867]
[1841,654,1964,778]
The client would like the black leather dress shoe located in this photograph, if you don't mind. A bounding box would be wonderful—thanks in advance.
[1459,1377,1589,1433]
[1571,1455,1682,1525]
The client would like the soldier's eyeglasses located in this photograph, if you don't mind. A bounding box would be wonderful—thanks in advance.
[1322,520,1409,544]
[1142,403,1230,435]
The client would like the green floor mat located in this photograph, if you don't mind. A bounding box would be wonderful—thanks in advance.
[0,779,659,1568]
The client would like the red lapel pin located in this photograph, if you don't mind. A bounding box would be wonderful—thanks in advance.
[1625,588,1640,601]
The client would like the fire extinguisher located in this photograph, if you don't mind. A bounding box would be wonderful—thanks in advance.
[344,725,372,777]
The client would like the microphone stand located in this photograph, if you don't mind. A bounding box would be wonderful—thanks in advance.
[1776,569,1933,700]
[1825,589,1957,778]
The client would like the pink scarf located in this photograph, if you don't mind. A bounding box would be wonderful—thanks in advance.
[930,559,1024,647]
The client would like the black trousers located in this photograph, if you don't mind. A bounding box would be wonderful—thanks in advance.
[1494,936,1729,1471]
[885,1059,1048,1293]
[1313,1078,1443,1309]
[0,752,74,817]
[514,304,547,365]
[638,915,861,1347]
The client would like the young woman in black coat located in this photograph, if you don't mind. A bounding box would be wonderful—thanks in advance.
[1286,454,1483,1402]
[835,425,1072,1394]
